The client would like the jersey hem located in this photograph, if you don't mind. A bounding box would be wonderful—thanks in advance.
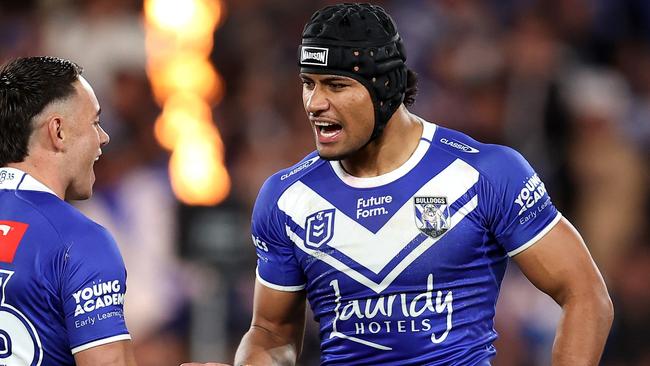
[256,268,306,292]
[508,212,562,257]
[70,334,131,354]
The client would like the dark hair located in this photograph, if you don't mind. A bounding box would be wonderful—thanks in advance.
[404,68,418,107]
[0,56,82,166]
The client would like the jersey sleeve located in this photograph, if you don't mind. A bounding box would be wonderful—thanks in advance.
[60,224,131,354]
[480,146,562,256]
[251,176,306,292]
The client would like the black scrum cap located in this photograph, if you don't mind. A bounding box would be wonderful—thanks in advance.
[299,3,407,141]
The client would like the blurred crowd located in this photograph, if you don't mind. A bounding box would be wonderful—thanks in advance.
[1,0,649,365]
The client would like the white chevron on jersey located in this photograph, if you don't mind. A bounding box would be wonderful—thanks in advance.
[285,197,478,294]
[278,159,480,293]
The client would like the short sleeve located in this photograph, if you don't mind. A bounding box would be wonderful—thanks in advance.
[481,146,562,256]
[61,224,130,354]
[251,177,306,292]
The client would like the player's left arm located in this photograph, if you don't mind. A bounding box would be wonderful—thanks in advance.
[74,340,137,366]
[513,217,613,366]
[61,223,136,364]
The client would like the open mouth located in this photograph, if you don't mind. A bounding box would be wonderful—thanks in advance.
[315,120,343,138]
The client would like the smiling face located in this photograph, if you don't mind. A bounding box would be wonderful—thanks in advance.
[62,76,109,200]
[301,73,375,161]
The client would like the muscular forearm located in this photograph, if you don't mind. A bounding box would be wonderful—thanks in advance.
[552,292,613,366]
[234,326,299,366]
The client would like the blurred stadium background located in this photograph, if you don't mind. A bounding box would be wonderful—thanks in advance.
[1,0,649,365]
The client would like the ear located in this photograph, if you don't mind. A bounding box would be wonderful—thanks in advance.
[46,116,66,151]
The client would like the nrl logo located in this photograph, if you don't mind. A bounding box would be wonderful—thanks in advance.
[300,46,329,66]
[305,209,335,249]
[414,196,450,238]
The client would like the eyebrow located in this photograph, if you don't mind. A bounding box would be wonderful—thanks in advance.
[96,108,102,117]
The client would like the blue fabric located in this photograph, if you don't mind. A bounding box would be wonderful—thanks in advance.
[0,171,129,366]
[251,123,559,365]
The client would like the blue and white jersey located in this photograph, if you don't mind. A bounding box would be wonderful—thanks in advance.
[252,121,561,365]
[0,168,130,366]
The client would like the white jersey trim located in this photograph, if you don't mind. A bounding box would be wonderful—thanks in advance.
[0,167,58,197]
[284,195,479,294]
[71,334,131,354]
[256,267,306,292]
[329,121,437,188]
[508,212,563,257]
[279,159,479,275]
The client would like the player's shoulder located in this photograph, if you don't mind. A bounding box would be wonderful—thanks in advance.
[431,124,530,178]
[257,151,325,203]
[23,192,113,247]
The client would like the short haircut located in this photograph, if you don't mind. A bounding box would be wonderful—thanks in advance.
[0,56,82,166]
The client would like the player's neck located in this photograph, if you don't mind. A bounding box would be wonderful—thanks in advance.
[7,157,66,200]
[340,107,423,178]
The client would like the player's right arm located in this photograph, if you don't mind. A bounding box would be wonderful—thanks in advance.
[234,172,310,366]
[234,281,307,366]
[74,340,137,366]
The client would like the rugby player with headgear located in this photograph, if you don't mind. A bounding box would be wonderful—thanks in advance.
[184,3,613,365]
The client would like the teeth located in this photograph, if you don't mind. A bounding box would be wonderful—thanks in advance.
[315,121,334,127]
[321,129,340,138]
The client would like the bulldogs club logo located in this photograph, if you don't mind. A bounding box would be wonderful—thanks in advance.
[414,197,450,238]
[305,209,335,249]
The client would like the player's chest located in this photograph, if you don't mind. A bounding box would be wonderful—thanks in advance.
[302,216,489,281]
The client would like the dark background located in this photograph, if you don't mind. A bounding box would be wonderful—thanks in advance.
[1,0,649,365]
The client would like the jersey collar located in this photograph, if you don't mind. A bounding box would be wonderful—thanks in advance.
[0,167,58,197]
[329,119,437,188]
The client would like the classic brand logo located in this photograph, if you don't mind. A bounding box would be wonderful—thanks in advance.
[281,157,319,181]
[300,46,329,66]
[305,209,335,249]
[439,138,479,153]
[414,197,450,238]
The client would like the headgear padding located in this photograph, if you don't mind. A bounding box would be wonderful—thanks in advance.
[299,3,407,141]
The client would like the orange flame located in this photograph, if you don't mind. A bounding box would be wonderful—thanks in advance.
[144,0,229,206]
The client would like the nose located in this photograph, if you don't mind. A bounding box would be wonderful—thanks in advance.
[99,125,110,147]
[305,84,329,116]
